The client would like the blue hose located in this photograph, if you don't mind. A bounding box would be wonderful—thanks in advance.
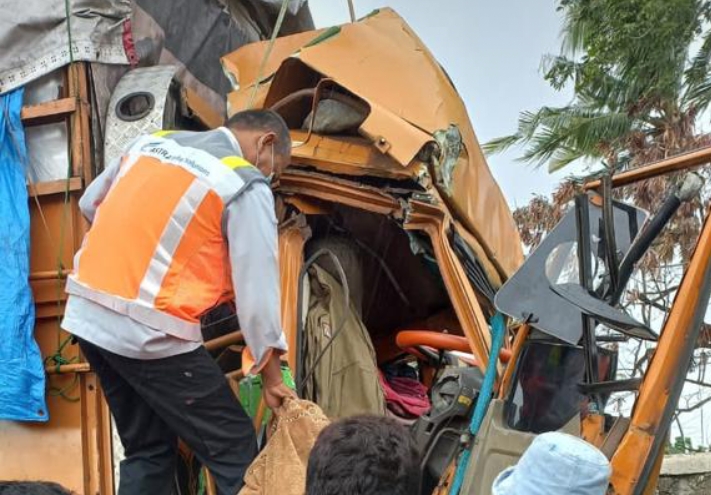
[449,312,506,495]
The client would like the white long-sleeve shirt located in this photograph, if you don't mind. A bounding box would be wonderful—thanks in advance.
[61,129,287,362]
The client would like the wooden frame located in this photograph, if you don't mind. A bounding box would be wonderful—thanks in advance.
[0,62,114,495]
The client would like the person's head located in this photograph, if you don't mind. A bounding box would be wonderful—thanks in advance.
[225,109,291,181]
[0,482,75,494]
[492,432,611,495]
[305,415,420,495]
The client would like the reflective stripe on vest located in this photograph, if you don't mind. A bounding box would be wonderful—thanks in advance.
[221,155,253,169]
[67,129,266,341]
[66,277,203,340]
[136,178,212,307]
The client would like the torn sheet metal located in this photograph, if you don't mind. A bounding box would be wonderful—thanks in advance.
[222,29,321,94]
[104,66,177,166]
[0,1,130,94]
[279,218,310,371]
[433,125,463,193]
[288,131,427,180]
[222,8,523,277]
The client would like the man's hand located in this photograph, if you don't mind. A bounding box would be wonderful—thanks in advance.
[260,351,296,410]
[263,381,296,410]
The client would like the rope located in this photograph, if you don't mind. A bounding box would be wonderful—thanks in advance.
[197,469,206,495]
[245,0,291,109]
[449,313,506,495]
[43,0,80,401]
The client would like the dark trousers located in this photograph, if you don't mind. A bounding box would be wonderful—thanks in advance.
[77,338,257,495]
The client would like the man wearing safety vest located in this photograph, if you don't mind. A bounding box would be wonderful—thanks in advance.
[61,110,295,495]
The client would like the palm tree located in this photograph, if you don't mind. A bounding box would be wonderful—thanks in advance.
[485,0,711,267]
[486,0,711,170]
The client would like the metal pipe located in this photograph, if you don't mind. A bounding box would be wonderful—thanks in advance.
[602,176,620,295]
[610,206,711,494]
[610,173,704,305]
[585,146,711,190]
[575,194,602,412]
[269,87,367,115]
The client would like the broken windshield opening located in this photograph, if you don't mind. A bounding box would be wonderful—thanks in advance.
[545,241,607,291]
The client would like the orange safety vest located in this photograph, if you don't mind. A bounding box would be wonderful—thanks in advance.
[66,129,265,341]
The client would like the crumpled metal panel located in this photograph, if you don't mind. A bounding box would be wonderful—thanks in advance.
[0,0,130,95]
[222,9,524,277]
[104,66,177,167]
[278,220,309,371]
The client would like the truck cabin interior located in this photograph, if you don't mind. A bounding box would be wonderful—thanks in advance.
[304,206,462,361]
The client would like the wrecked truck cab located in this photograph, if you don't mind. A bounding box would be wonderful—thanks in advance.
[214,8,525,493]
[221,7,523,376]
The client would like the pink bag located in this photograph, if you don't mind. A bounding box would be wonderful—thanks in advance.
[379,372,431,418]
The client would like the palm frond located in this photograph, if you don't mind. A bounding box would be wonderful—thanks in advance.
[686,22,711,87]
[685,77,711,111]
[560,2,589,55]
[482,134,522,156]
[684,27,711,110]
[548,147,588,173]
[512,105,636,170]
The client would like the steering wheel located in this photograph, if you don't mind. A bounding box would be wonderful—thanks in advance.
[395,330,512,365]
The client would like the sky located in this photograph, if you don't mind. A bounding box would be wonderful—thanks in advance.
[307,0,575,208]
[307,0,711,447]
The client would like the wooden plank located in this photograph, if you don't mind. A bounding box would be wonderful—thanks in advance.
[30,269,71,281]
[27,177,83,197]
[67,63,115,495]
[35,302,66,320]
[46,363,91,375]
[21,98,76,126]
[68,63,93,183]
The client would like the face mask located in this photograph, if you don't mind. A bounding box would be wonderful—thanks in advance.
[266,141,275,183]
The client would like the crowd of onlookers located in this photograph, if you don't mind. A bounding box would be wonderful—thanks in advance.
[304,416,611,495]
[2,414,611,495]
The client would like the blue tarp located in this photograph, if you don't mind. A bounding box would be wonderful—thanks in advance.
[0,87,47,422]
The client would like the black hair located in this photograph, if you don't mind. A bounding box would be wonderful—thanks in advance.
[305,415,421,495]
[0,482,74,495]
[225,109,291,158]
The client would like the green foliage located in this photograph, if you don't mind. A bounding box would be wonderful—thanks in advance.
[485,0,711,173]
[667,435,710,454]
